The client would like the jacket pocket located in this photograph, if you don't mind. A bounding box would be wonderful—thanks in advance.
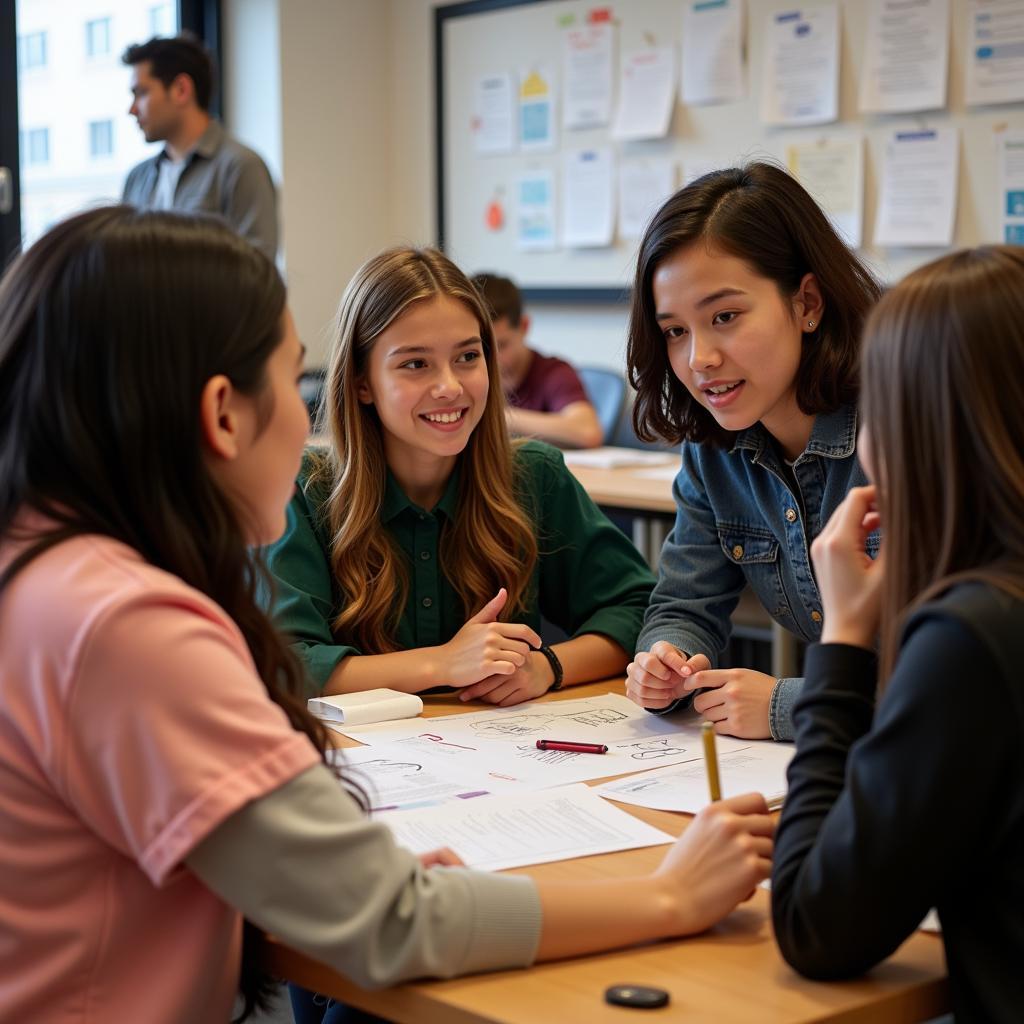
[717,525,779,566]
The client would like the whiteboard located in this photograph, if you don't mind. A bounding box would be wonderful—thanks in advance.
[435,0,1024,302]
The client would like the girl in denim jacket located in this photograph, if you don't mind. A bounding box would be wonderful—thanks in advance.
[624,163,881,741]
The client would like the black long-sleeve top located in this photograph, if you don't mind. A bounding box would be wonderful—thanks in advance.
[772,583,1024,1022]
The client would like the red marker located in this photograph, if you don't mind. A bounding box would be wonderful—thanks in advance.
[536,739,608,754]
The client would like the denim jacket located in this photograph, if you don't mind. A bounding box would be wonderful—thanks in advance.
[637,405,878,740]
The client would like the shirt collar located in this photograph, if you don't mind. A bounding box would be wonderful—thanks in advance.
[381,463,461,523]
[159,119,223,164]
[730,404,858,462]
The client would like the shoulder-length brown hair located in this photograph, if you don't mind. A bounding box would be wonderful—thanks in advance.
[862,245,1024,678]
[626,162,882,445]
[311,247,537,652]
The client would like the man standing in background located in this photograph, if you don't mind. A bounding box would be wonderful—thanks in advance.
[473,272,603,449]
[121,34,278,262]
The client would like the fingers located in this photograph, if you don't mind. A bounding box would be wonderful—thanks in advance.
[650,641,689,676]
[466,587,507,625]
[717,791,771,817]
[682,668,729,693]
[419,846,465,868]
[458,674,507,702]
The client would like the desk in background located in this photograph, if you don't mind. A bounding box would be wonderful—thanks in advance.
[263,681,949,1024]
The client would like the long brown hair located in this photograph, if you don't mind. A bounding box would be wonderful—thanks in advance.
[312,246,537,652]
[862,245,1024,678]
[626,162,882,445]
[0,207,331,1020]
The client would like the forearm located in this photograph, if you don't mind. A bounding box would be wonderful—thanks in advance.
[324,647,451,695]
[554,633,629,687]
[507,405,602,449]
[535,876,678,960]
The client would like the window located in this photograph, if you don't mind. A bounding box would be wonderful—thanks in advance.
[89,120,114,158]
[149,4,174,36]
[20,128,50,167]
[17,31,47,70]
[85,17,112,58]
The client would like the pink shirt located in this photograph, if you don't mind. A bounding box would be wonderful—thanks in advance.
[0,530,320,1023]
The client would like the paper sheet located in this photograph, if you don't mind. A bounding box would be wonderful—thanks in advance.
[472,73,514,154]
[998,131,1024,243]
[596,741,794,814]
[786,137,864,248]
[760,4,840,126]
[681,0,745,106]
[517,169,557,251]
[612,47,676,141]
[563,23,615,130]
[874,126,959,247]
[966,0,1024,107]
[379,784,675,871]
[859,0,950,114]
[618,158,676,240]
[562,148,615,248]
[519,66,556,152]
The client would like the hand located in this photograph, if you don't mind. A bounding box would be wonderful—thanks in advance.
[682,668,776,739]
[458,650,554,706]
[438,588,543,688]
[654,792,774,935]
[626,642,709,709]
[810,485,885,648]
[417,847,465,868]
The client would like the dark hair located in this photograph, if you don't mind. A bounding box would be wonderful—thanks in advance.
[471,271,523,326]
[121,32,214,111]
[0,207,327,1021]
[862,245,1024,679]
[626,162,882,445]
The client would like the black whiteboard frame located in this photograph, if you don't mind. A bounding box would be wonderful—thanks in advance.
[434,0,629,305]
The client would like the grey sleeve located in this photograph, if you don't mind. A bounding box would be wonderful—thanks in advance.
[185,763,542,988]
[768,677,803,741]
[223,154,279,262]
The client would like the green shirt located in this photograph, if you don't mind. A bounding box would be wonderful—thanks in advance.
[263,440,655,696]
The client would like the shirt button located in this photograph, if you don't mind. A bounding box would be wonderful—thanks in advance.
[811,610,822,623]
[785,508,798,523]
[420,550,430,561]
[732,544,744,559]
[422,597,433,608]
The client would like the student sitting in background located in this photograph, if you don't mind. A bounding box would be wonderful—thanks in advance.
[772,245,1024,1021]
[471,272,603,448]
[0,208,774,1024]
[265,247,654,707]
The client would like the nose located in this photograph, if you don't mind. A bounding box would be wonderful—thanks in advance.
[431,366,463,400]
[688,330,721,372]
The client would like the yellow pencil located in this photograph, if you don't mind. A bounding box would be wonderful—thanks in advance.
[701,721,722,802]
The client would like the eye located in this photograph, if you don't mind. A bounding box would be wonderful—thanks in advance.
[662,325,688,341]
[399,358,427,370]
[712,311,738,326]
[455,349,482,364]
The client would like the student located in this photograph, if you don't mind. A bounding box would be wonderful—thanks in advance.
[471,271,603,449]
[623,163,882,741]
[265,247,654,706]
[0,208,776,1023]
[772,246,1024,1020]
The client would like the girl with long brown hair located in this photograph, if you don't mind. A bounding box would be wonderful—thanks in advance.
[265,246,654,705]
[772,246,1024,1020]
[0,209,775,1023]
[623,163,882,741]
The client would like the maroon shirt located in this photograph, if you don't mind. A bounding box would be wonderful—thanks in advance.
[507,351,588,413]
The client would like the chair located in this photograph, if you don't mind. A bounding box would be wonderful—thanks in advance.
[609,388,677,452]
[577,366,627,445]
[299,368,328,428]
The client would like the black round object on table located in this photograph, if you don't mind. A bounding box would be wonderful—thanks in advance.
[604,984,671,1009]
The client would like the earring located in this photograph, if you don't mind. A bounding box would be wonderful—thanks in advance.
[807,320,816,329]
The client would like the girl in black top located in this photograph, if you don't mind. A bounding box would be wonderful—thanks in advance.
[772,245,1024,1022]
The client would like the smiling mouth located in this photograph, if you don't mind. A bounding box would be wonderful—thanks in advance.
[704,382,742,395]
[421,409,466,424]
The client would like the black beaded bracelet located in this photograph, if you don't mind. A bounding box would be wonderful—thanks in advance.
[535,642,563,691]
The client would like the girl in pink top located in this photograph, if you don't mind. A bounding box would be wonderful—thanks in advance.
[0,208,775,1023]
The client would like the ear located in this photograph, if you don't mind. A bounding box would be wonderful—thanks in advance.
[794,272,825,332]
[518,313,531,337]
[355,375,374,406]
[170,72,195,107]
[199,374,243,460]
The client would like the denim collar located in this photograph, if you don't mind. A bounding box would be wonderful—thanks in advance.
[730,404,858,464]
[381,462,461,523]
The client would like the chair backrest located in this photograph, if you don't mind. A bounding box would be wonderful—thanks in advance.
[609,388,678,452]
[577,366,627,444]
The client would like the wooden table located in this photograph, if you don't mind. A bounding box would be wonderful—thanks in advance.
[263,683,949,1023]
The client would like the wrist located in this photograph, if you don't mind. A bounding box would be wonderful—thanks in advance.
[534,643,563,692]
